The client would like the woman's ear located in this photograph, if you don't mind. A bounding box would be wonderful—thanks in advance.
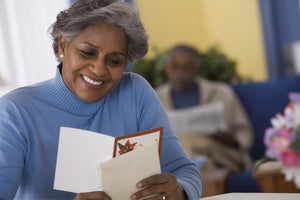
[58,35,67,58]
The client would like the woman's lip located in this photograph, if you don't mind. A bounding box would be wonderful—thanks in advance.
[81,75,104,90]
[82,75,103,84]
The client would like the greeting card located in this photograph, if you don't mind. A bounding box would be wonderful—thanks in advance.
[53,126,163,193]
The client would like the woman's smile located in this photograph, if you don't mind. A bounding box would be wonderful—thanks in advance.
[81,74,104,89]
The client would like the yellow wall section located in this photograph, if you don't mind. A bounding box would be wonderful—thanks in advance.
[135,0,267,81]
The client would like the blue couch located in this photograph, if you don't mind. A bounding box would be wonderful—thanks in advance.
[225,75,300,192]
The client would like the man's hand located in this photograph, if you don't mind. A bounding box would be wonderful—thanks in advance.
[211,132,239,148]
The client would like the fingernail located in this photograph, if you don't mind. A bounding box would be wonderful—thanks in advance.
[131,194,137,200]
[137,182,143,188]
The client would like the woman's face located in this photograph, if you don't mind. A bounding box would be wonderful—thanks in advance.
[58,23,127,102]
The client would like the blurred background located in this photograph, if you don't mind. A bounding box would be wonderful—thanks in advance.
[131,0,300,88]
[0,0,69,94]
[0,0,300,90]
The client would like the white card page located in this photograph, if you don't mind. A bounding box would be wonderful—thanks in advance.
[54,127,115,193]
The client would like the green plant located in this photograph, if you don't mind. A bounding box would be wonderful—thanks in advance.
[131,46,245,88]
[199,47,243,83]
[131,50,168,88]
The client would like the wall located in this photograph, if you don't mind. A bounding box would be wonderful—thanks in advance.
[135,0,267,81]
[0,0,70,89]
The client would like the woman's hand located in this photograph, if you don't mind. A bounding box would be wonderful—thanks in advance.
[131,173,188,200]
[74,191,111,200]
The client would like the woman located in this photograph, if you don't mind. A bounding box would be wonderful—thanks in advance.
[0,0,203,199]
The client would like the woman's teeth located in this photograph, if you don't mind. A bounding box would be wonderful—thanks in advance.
[82,75,103,86]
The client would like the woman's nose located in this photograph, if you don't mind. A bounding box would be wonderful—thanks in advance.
[90,59,108,76]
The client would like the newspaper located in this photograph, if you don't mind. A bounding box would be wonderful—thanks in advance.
[167,102,227,135]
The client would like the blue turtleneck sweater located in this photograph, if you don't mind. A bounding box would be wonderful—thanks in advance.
[0,67,202,200]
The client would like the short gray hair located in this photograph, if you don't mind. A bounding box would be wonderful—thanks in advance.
[49,0,148,62]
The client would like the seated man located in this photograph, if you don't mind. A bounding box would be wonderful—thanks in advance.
[156,44,254,173]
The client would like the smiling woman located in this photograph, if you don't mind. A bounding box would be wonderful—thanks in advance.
[0,0,203,200]
[58,23,127,102]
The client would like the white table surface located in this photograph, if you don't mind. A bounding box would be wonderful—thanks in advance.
[201,193,300,200]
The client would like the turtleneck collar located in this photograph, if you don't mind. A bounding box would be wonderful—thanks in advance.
[44,64,105,116]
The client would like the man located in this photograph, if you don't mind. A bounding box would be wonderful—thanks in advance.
[156,44,253,173]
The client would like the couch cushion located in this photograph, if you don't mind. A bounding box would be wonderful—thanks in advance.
[231,75,300,161]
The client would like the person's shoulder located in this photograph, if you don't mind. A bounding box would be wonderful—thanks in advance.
[1,79,52,104]
[122,72,145,81]
[155,82,171,94]
[198,78,233,93]
[123,72,152,83]
[121,72,152,89]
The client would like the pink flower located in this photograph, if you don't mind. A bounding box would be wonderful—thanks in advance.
[270,137,289,152]
[281,148,300,168]
[261,92,300,188]
[279,128,293,139]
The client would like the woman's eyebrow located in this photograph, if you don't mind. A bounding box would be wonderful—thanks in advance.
[82,42,99,48]
[110,52,126,57]
[82,42,126,57]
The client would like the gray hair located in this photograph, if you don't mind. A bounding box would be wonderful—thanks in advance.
[49,0,148,62]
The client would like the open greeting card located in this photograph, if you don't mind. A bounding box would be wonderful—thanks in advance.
[54,126,163,196]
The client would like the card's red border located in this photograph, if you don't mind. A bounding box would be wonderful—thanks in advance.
[112,126,163,159]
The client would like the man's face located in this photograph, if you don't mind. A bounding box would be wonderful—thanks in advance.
[164,50,199,91]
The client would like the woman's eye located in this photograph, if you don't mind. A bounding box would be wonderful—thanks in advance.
[80,50,95,57]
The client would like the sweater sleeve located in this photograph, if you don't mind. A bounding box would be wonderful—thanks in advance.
[0,97,27,199]
[132,74,203,199]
